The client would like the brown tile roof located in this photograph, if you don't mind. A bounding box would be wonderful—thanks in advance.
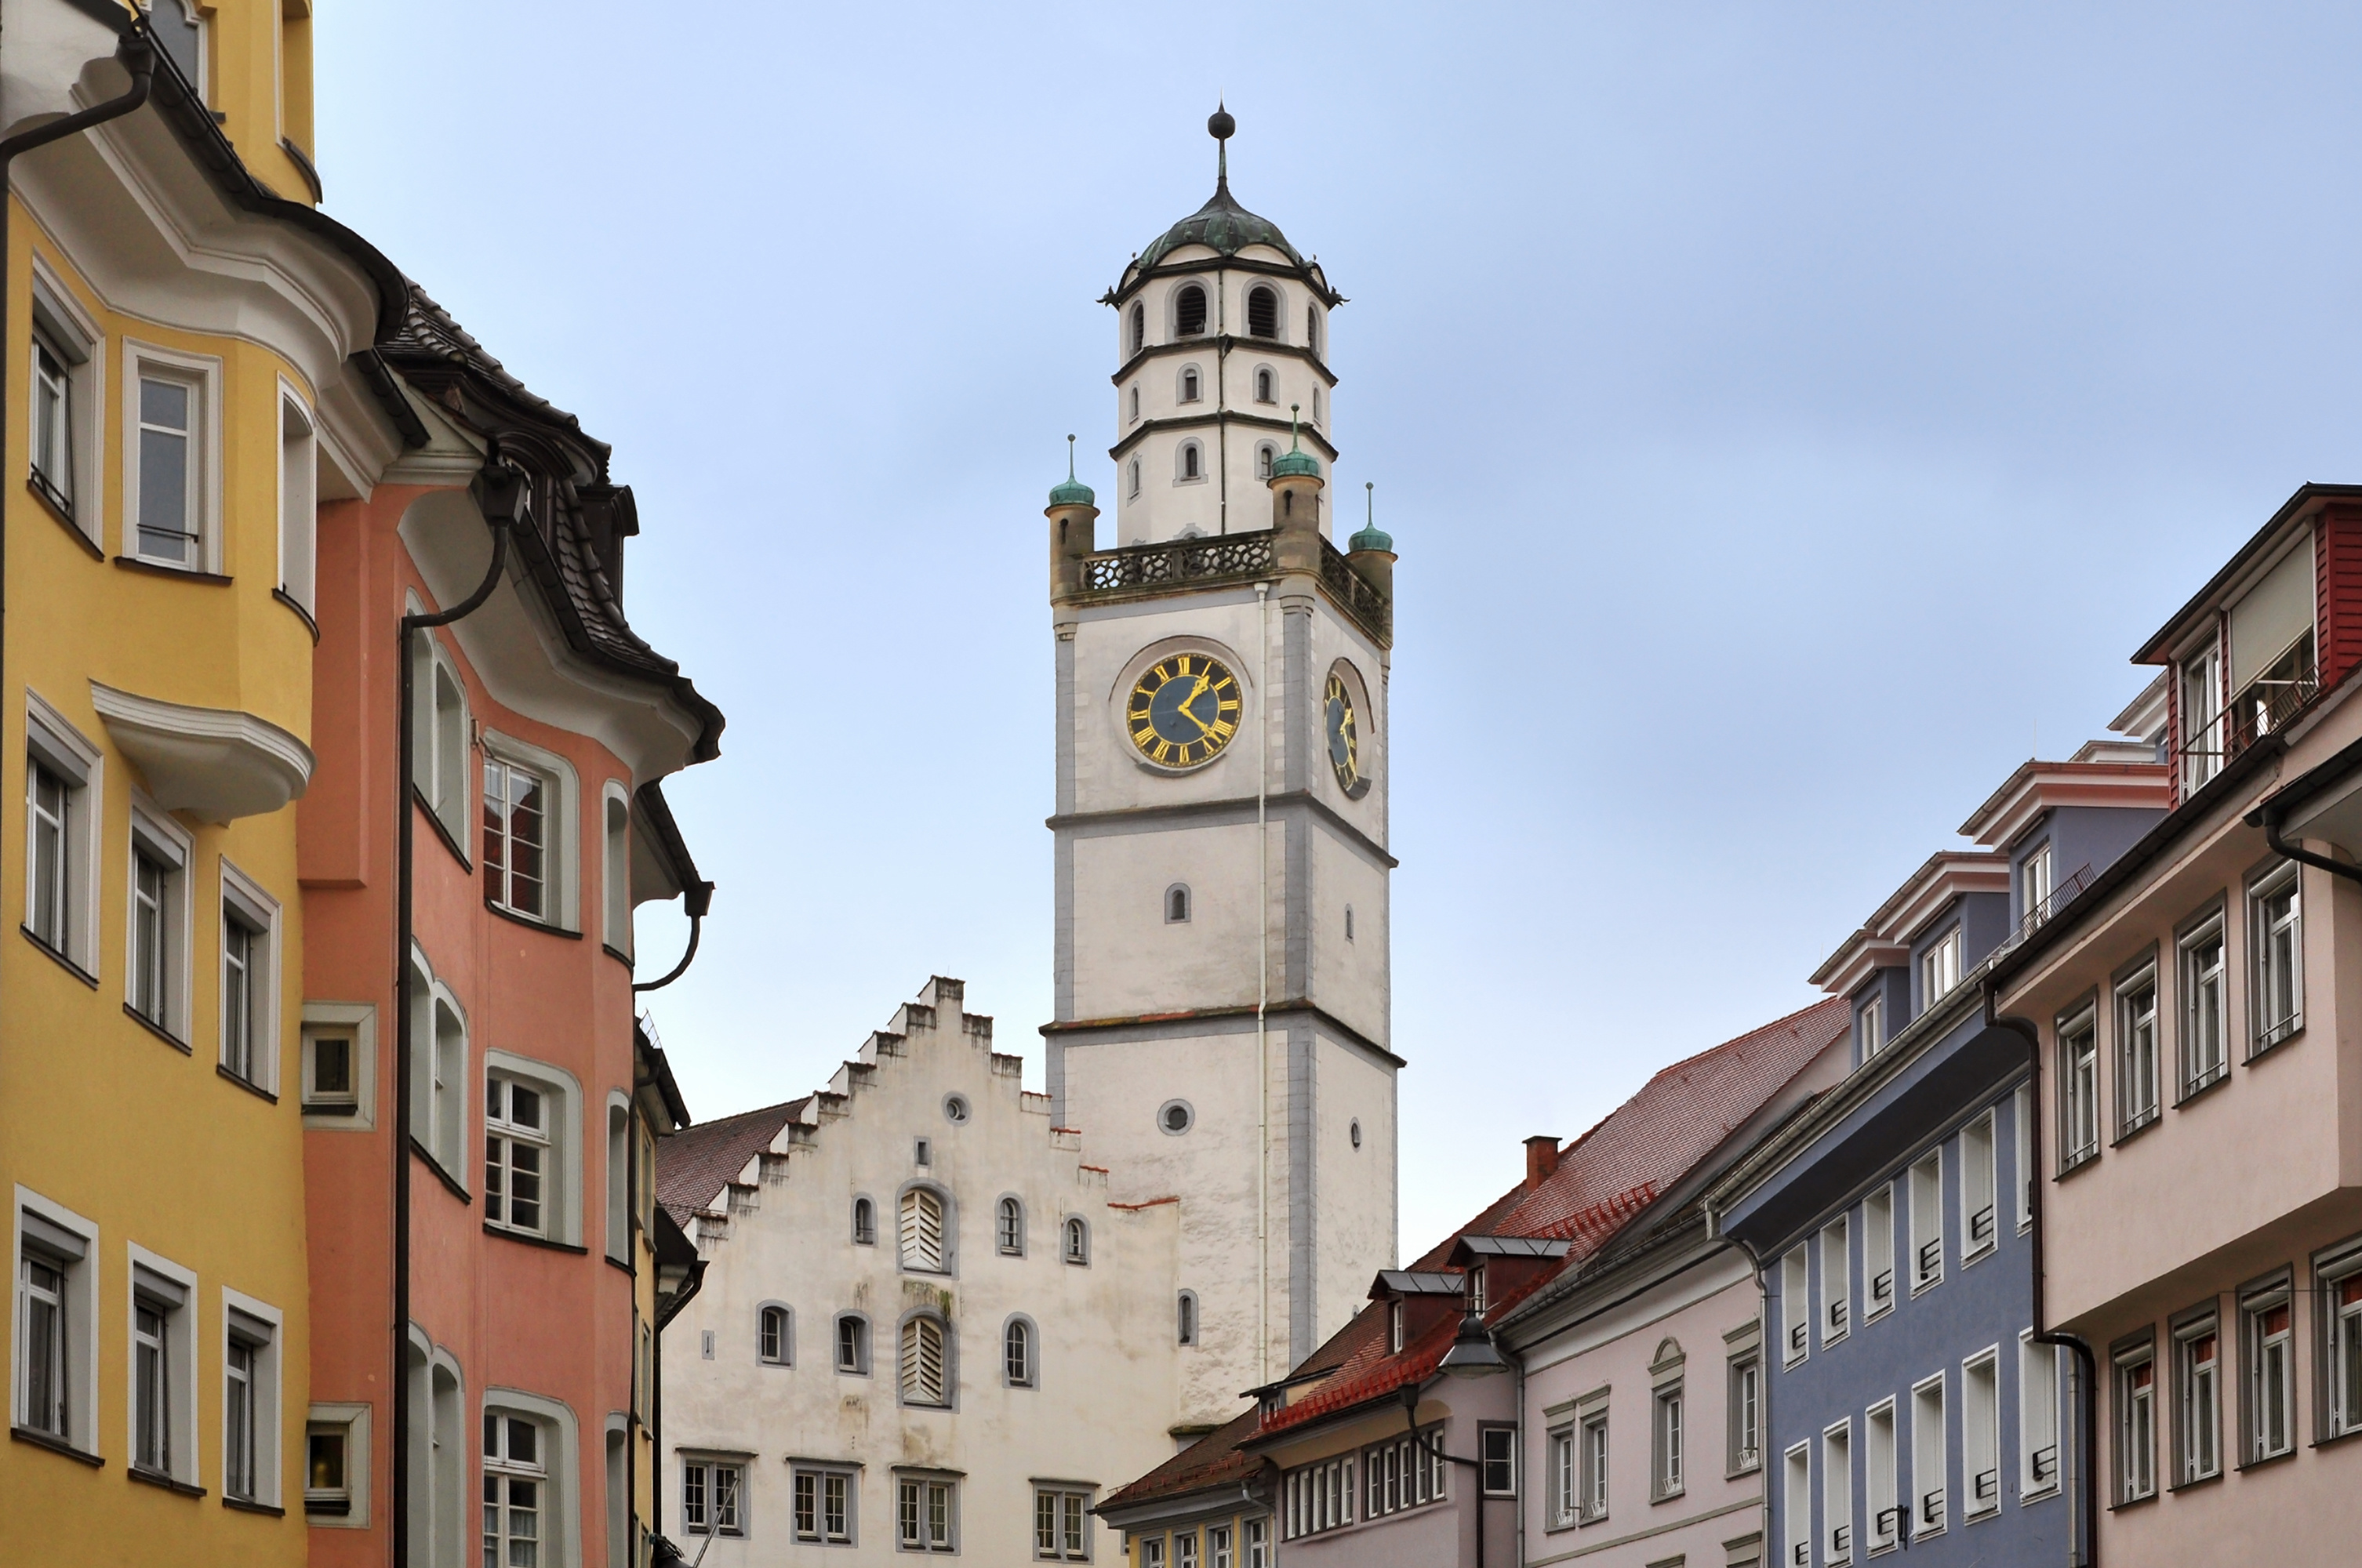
[1097,1405,1268,1513]
[656,1098,805,1224]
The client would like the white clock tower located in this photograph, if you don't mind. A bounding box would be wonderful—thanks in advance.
[1043,110,1401,1422]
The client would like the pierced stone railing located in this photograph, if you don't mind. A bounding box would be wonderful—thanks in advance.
[1081,535,1274,593]
[1320,538,1391,641]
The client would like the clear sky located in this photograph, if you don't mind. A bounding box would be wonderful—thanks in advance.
[318,3,2362,1255]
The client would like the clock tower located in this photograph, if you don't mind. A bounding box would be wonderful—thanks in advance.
[1043,110,1401,1417]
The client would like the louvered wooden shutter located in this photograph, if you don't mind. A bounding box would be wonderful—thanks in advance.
[899,1189,944,1272]
[900,1316,945,1405]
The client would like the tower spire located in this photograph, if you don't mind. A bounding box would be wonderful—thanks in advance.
[1208,102,1234,193]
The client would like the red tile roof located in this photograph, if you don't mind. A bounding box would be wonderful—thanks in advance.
[655,1098,806,1223]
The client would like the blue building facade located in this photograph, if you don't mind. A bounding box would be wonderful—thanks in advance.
[1710,755,2165,1568]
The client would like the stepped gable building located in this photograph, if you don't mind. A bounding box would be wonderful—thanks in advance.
[1101,1000,1851,1568]
[1046,105,1403,1400]
[657,977,1184,1563]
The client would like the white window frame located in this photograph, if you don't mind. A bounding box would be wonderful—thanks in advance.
[600,781,632,957]
[1782,1442,1810,1566]
[1961,1349,2000,1519]
[125,1243,197,1486]
[486,1395,580,1562]
[125,794,191,1042]
[1919,927,1962,1009]
[481,729,580,931]
[2020,842,2054,927]
[2019,1332,2062,1501]
[306,1400,371,1526]
[1821,1218,1851,1345]
[277,379,317,613]
[1782,1247,1810,1365]
[484,1051,583,1247]
[2058,1008,2099,1172]
[219,859,282,1094]
[1063,1215,1091,1265]
[1910,1373,1946,1538]
[2116,1337,2156,1502]
[1652,1378,1685,1499]
[1909,1152,1944,1294]
[408,618,472,851]
[1004,1314,1037,1387]
[896,1469,960,1553]
[2248,861,2304,1054]
[1864,1183,1896,1320]
[28,260,103,544]
[2115,964,2161,1135]
[220,1287,283,1506]
[301,1000,376,1130]
[1547,1423,1576,1527]
[1858,993,1885,1061]
[408,945,469,1189]
[1728,1341,1762,1475]
[997,1195,1025,1257]
[680,1452,749,1538]
[13,1190,97,1452]
[2182,643,2224,793]
[122,339,223,572]
[1823,1419,1854,1566]
[792,1463,858,1544]
[834,1313,870,1375]
[1866,1398,1899,1552]
[1034,1483,1093,1561]
[2172,1309,2221,1483]
[24,690,102,975]
[2243,1279,2295,1463]
[1579,1409,1608,1522]
[2178,912,2229,1095]
[1960,1111,1998,1261]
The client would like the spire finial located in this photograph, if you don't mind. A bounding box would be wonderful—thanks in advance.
[1289,402,1302,450]
[1067,434,1077,481]
[1366,480,1374,524]
[1209,101,1234,191]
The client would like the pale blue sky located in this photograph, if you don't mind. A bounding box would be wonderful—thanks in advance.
[318,3,2362,1253]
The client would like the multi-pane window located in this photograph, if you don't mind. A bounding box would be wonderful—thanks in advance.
[1034,1486,1090,1560]
[1005,1318,1034,1387]
[900,1315,947,1406]
[1920,927,1962,1008]
[222,907,261,1082]
[1963,1353,2000,1518]
[1962,1112,1998,1255]
[130,846,173,1029]
[31,337,74,517]
[900,1189,946,1272]
[1911,1376,1946,1536]
[1822,1218,1851,1341]
[1728,1351,1761,1472]
[758,1305,790,1366]
[1358,1423,1444,1523]
[835,1315,868,1374]
[792,1466,854,1544]
[1064,1216,1089,1265]
[2182,645,2223,792]
[1823,1421,1854,1565]
[1282,1453,1359,1538]
[225,1337,258,1500]
[2022,1335,2062,1496]
[17,1251,69,1438]
[303,1029,358,1116]
[2245,1285,2295,1461]
[1865,1184,1895,1318]
[1782,1248,1810,1363]
[133,1302,170,1472]
[1910,1152,1943,1290]
[2180,916,2228,1093]
[897,1474,958,1552]
[1388,1300,1404,1354]
[997,1196,1024,1255]
[2328,1261,2362,1441]
[1467,1265,1488,1315]
[1549,1426,1577,1526]
[2175,1315,2221,1480]
[410,641,470,837]
[1208,1523,1233,1568]
[2116,1341,2156,1501]
[2251,864,2303,1051]
[1652,1384,1684,1497]
[2060,1011,2099,1170]
[1866,1400,1899,1551]
[481,757,549,920]
[2021,842,2054,927]
[486,1417,551,1559]
[2117,967,2160,1134]
[136,374,199,564]
[1579,1411,1608,1521]
[1481,1424,1517,1496]
[26,760,71,953]
[1176,1529,1198,1568]
[681,1457,744,1537]
[1859,994,1885,1060]
[485,1075,548,1236]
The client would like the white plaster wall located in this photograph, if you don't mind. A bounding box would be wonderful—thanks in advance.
[1309,829,1391,1044]
[1313,1033,1402,1335]
[662,983,1183,1565]
[1070,593,1274,815]
[1070,823,1265,1019]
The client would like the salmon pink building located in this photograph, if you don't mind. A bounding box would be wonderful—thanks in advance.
[298,283,720,1567]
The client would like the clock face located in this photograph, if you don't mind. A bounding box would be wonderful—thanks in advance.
[1325,672,1360,789]
[1128,652,1241,769]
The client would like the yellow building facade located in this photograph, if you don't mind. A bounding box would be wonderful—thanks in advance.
[1,2,400,1560]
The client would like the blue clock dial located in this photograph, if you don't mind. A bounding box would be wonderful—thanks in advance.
[1128,653,1241,768]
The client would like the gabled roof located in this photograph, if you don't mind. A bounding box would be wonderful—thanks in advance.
[1956,757,2171,849]
[1810,851,2009,993]
[2133,483,2361,666]
[1370,1270,1464,1300]
[1094,1403,1267,1516]
[656,1098,806,1223]
[1450,1236,1573,1262]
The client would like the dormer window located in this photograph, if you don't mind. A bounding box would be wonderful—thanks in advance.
[1859,995,1885,1060]
[1920,928,1962,1008]
[2182,645,2223,793]
[1467,1265,1488,1315]
[1176,284,1208,337]
[1247,285,1279,339]
[1388,1301,1404,1354]
[2021,844,2053,928]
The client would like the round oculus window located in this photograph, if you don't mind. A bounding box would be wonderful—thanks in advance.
[943,1094,970,1124]
[1158,1099,1194,1136]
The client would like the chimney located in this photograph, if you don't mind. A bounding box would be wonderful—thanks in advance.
[1524,1135,1561,1191]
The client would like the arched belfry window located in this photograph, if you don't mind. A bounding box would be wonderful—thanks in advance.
[1247,285,1278,339]
[1306,305,1320,356]
[1179,442,1202,481]
[1129,301,1146,354]
[1255,444,1277,481]
[1165,884,1190,924]
[1176,284,1208,337]
[1128,459,1141,498]
[1179,366,1201,403]
[1255,368,1274,405]
[1129,386,1140,423]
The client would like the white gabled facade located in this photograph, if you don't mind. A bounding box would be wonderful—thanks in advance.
[661,978,1185,1562]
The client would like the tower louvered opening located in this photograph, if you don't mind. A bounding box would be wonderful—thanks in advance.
[1247,285,1278,339]
[1176,285,1208,337]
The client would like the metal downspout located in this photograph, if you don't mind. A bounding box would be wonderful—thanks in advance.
[1986,981,2099,1568]
[2261,810,2362,887]
[633,878,713,993]
[1255,579,1270,1381]
[393,465,520,1566]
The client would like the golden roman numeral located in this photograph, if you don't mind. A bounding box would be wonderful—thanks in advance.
[1209,720,1237,739]
[1153,740,1173,764]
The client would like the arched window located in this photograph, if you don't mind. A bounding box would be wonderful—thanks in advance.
[899,1189,946,1273]
[1255,368,1274,404]
[1255,444,1276,481]
[1004,1319,1035,1387]
[1128,459,1141,498]
[1346,905,1355,942]
[834,1314,870,1374]
[1129,385,1140,423]
[852,1196,876,1246]
[1246,285,1278,339]
[1178,1292,1198,1345]
[1179,443,1201,481]
[1130,302,1145,354]
[1166,884,1190,924]
[1180,366,1201,403]
[1307,305,1320,355]
[758,1305,790,1366]
[1063,1217,1090,1265]
[997,1196,1024,1256]
[1176,284,1208,337]
[899,1315,947,1406]
[1313,386,1323,423]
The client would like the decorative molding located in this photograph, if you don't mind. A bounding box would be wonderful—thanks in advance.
[89,681,311,822]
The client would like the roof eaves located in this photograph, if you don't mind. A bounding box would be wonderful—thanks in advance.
[2131,483,2362,665]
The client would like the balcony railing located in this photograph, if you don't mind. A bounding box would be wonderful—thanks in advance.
[1990,862,2095,964]
[2033,1444,2059,1483]
[1969,1205,1996,1246]
[1917,1240,1942,1281]
[1920,1486,1946,1528]
[1973,1467,1999,1503]
[1319,537,1391,641]
[1790,1321,1809,1354]
[2175,659,2321,796]
[1828,1299,1848,1333]
[1871,1269,1894,1304]
[1080,534,1274,593]
[1875,1505,1906,1541]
